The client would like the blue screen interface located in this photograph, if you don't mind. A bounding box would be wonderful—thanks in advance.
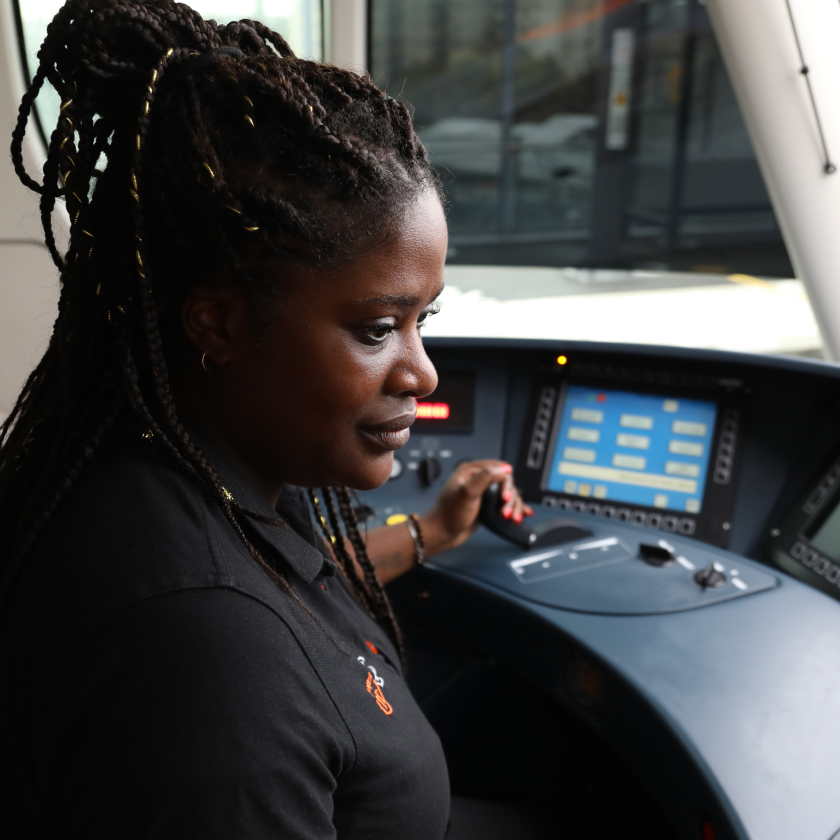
[545,385,718,514]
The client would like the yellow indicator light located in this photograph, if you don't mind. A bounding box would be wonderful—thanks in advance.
[386,513,409,526]
[557,355,568,365]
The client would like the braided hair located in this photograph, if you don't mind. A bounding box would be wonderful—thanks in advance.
[1,0,438,659]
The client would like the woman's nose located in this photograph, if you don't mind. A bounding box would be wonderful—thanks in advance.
[389,331,438,399]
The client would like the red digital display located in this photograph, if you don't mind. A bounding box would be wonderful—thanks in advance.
[413,371,475,432]
[416,402,451,420]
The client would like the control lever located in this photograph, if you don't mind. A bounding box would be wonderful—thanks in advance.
[478,484,536,549]
[478,484,593,550]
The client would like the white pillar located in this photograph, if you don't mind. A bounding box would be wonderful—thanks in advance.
[328,0,368,73]
[706,0,840,359]
[0,0,62,418]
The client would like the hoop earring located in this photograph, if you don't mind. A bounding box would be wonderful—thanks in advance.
[201,352,211,372]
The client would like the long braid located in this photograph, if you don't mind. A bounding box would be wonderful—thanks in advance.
[317,488,374,613]
[0,0,438,650]
[335,486,405,662]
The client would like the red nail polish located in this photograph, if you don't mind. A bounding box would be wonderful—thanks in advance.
[502,489,513,502]
[500,463,513,474]
[503,508,512,519]
[514,512,523,524]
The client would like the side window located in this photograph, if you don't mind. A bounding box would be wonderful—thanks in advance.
[16,0,323,144]
[370,0,793,280]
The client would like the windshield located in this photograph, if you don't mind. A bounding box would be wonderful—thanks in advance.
[371,0,820,357]
[16,0,821,357]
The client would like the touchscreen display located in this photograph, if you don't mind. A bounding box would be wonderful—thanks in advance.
[544,385,718,514]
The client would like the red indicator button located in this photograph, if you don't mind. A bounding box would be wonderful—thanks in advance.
[417,402,450,420]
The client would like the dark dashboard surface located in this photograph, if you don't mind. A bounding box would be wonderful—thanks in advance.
[357,338,840,840]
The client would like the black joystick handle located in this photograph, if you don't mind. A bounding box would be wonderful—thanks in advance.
[478,483,537,549]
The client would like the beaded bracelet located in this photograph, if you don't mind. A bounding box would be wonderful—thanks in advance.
[405,513,427,566]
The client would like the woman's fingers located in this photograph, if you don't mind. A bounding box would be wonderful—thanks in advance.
[457,460,533,524]
[460,459,513,501]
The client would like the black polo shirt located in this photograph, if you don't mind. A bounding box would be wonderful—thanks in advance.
[0,427,450,839]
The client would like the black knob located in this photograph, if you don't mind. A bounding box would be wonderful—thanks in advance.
[418,457,442,487]
[694,561,727,588]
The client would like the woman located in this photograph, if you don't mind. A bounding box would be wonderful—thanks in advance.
[0,2,532,838]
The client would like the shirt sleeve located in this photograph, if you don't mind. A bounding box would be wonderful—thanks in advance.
[37,588,355,840]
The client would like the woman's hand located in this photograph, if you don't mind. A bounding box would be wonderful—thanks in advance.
[419,459,534,557]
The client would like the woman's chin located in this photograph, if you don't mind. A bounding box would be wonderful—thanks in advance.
[341,453,395,492]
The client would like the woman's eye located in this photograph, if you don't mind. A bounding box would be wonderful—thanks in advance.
[417,305,441,329]
[359,323,396,345]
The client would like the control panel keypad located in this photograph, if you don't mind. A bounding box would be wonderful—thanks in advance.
[541,495,696,536]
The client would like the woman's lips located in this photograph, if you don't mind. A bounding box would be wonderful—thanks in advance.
[358,414,416,451]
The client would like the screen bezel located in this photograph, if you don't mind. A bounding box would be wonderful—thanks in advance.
[515,354,747,548]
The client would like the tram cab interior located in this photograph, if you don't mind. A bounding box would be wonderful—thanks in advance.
[5,1,840,839]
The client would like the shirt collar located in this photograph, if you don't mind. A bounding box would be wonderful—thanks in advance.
[188,429,335,584]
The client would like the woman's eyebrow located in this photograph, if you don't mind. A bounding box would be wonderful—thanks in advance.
[356,286,445,307]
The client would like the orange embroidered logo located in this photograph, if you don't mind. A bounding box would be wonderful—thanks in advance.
[358,654,393,716]
[366,670,393,715]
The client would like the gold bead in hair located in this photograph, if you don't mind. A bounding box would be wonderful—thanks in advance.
[60,99,72,111]
[80,229,93,238]
[135,133,141,151]
[202,161,215,179]
[135,250,143,267]
[226,204,241,214]
[151,68,158,84]
[243,225,259,232]
[222,487,234,501]
[244,114,255,127]
[244,96,253,107]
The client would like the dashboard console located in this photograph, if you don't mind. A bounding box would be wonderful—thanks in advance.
[357,338,840,840]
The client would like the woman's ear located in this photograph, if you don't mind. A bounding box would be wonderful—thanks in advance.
[180,286,249,368]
